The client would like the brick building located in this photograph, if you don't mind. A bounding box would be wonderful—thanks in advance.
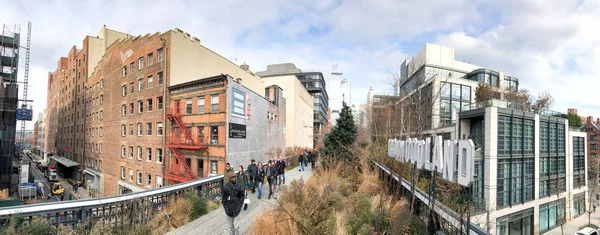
[46,26,287,196]
[568,109,600,160]
[164,75,286,184]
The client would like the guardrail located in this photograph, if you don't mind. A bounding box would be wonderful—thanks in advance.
[0,174,224,230]
[371,161,489,235]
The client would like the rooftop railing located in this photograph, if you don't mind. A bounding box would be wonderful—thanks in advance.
[462,99,563,117]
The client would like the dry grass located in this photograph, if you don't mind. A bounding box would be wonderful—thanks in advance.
[148,198,192,235]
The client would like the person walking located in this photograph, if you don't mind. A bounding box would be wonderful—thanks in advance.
[237,166,248,193]
[256,162,265,199]
[267,160,277,199]
[222,172,245,235]
[277,156,286,185]
[224,162,233,184]
[298,153,304,172]
[247,159,258,194]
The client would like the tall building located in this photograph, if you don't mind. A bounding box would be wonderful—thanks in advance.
[327,65,351,125]
[0,23,20,194]
[461,104,587,234]
[399,43,520,137]
[257,63,328,148]
[261,74,313,148]
[35,112,44,155]
[46,26,285,196]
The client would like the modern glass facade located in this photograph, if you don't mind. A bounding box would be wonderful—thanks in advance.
[470,118,485,211]
[573,193,585,218]
[573,136,586,189]
[539,199,565,233]
[440,82,471,127]
[496,209,533,235]
[539,121,566,198]
[497,115,534,208]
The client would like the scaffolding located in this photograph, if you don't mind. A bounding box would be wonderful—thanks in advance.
[0,23,21,195]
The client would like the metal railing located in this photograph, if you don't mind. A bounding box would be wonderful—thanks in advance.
[371,161,489,235]
[462,99,563,117]
[0,174,224,230]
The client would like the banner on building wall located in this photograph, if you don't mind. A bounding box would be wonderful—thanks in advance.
[388,136,475,187]
[16,108,33,121]
[229,123,246,139]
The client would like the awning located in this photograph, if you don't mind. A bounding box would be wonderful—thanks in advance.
[50,156,80,168]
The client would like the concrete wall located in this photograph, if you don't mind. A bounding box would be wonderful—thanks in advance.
[261,75,314,148]
[169,30,265,96]
[226,77,285,168]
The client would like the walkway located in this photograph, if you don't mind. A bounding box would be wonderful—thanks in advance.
[167,165,315,235]
[547,211,600,234]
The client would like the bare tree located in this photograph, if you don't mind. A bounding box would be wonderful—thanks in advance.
[531,91,554,113]
[474,83,501,103]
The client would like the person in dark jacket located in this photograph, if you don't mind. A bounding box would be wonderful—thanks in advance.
[277,156,286,185]
[247,159,258,194]
[222,172,244,234]
[256,162,265,199]
[224,162,234,184]
[267,160,277,199]
[237,166,248,192]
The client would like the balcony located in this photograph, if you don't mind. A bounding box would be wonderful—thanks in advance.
[462,99,563,117]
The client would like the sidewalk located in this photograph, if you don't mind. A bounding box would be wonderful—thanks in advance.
[167,165,315,235]
[547,211,600,234]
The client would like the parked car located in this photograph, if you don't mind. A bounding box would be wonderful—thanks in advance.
[574,227,598,235]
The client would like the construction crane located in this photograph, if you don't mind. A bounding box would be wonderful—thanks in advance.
[18,22,31,152]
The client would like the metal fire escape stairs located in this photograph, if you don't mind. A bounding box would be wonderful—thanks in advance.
[165,102,207,183]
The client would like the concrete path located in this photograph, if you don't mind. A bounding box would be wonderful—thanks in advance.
[167,165,315,235]
[546,211,600,234]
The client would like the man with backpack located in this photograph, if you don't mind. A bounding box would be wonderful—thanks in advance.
[277,156,286,185]
[267,160,278,199]
[247,159,258,194]
[222,172,245,235]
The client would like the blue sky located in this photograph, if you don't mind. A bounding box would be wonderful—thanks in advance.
[2,0,600,129]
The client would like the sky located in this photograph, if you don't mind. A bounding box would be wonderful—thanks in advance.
[2,0,600,130]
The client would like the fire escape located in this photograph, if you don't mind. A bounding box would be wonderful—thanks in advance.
[164,102,208,183]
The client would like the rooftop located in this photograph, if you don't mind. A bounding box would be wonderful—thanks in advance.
[462,99,563,117]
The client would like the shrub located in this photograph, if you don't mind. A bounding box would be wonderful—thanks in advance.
[183,192,208,220]
[347,193,374,234]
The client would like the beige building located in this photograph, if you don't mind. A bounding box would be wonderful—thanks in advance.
[262,75,314,148]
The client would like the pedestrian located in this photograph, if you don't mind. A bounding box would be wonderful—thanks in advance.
[247,159,258,194]
[267,160,277,199]
[224,162,233,184]
[277,156,286,185]
[60,194,64,201]
[256,162,265,199]
[222,172,244,235]
[298,153,304,171]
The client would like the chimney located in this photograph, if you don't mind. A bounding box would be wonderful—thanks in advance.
[588,116,594,124]
[240,62,249,71]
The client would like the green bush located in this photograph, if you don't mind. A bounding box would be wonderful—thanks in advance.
[183,191,208,220]
[347,193,375,234]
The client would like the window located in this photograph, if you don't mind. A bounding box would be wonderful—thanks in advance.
[186,98,192,114]
[121,145,126,158]
[146,174,152,187]
[123,66,127,77]
[211,126,218,145]
[129,146,133,158]
[130,103,134,114]
[592,144,598,150]
[121,167,125,179]
[157,148,163,163]
[157,122,163,135]
[232,88,246,116]
[158,48,164,62]
[99,127,103,137]
[197,97,205,114]
[157,96,163,110]
[100,95,103,104]
[147,123,152,135]
[129,124,134,135]
[121,125,126,136]
[138,123,142,136]
[138,79,144,91]
[100,79,104,88]
[122,105,126,116]
[138,100,144,113]
[137,146,142,160]
[574,137,586,189]
[197,126,204,144]
[211,161,218,174]
[147,53,153,66]
[147,99,153,111]
[539,199,565,233]
[130,62,134,73]
[137,171,142,185]
[129,169,133,181]
[592,135,598,141]
[130,82,134,94]
[158,72,163,85]
[211,94,219,112]
[156,176,163,188]
[138,57,144,70]
[100,111,103,121]
[122,85,127,96]
[146,148,152,161]
[147,76,153,88]
[99,143,102,153]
